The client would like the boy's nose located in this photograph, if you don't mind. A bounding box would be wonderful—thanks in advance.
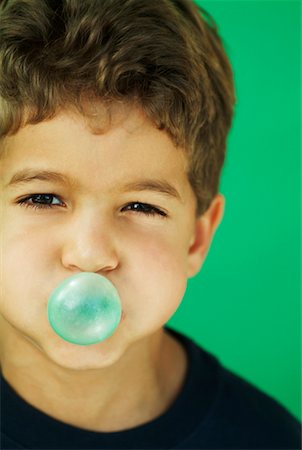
[60,214,120,274]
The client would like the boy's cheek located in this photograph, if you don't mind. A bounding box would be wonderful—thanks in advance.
[0,223,59,328]
[0,212,190,329]
[0,245,188,360]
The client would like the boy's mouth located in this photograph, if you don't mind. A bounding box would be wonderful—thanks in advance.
[47,272,123,346]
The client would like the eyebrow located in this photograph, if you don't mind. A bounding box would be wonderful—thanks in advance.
[6,169,74,188]
[6,169,182,201]
[122,180,182,201]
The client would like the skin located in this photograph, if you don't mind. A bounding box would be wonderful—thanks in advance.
[0,105,224,432]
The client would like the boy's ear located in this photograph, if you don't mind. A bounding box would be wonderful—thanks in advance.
[187,194,225,278]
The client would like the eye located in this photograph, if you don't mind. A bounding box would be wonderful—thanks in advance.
[17,194,65,210]
[122,202,167,218]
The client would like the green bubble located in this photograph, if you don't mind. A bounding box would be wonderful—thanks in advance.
[47,272,122,346]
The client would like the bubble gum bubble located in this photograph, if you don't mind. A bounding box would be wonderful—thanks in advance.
[47,272,122,346]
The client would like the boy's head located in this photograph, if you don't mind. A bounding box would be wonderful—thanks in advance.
[0,0,235,370]
[0,0,235,217]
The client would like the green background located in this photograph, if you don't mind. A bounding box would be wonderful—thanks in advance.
[168,1,301,421]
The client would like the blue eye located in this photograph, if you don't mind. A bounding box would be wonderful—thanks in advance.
[17,195,167,218]
[122,202,167,217]
[17,194,65,210]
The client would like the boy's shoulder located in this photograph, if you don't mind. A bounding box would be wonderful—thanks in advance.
[167,326,301,449]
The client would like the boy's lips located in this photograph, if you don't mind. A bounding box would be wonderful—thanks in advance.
[45,272,123,345]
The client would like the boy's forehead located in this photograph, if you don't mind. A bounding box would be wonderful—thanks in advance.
[1,104,188,169]
[3,102,151,144]
[0,106,192,205]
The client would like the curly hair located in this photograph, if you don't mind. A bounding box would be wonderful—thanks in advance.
[0,0,236,216]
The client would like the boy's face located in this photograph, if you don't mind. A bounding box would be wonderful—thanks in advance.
[0,105,222,370]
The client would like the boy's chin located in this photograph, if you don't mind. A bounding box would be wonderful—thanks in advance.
[41,333,129,372]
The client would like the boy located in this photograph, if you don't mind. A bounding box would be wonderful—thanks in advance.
[0,0,300,449]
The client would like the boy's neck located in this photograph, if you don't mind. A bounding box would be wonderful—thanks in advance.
[0,319,188,432]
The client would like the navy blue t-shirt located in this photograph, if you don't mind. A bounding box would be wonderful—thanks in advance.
[1,326,301,449]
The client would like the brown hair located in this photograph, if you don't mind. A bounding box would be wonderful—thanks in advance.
[0,0,236,217]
